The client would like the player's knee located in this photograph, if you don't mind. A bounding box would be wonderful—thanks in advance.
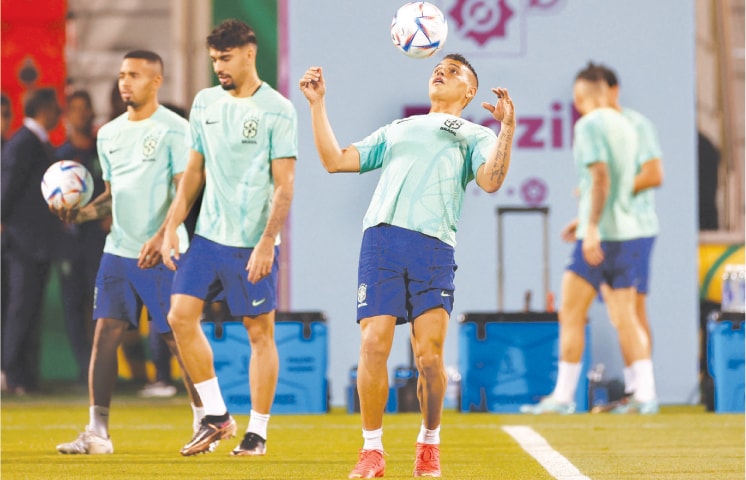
[360,340,389,367]
[167,310,189,332]
[415,352,444,379]
[247,329,275,351]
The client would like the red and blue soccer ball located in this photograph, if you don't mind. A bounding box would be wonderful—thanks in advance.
[391,2,448,59]
[40,160,94,209]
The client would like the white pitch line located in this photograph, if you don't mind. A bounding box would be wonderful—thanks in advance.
[503,425,591,480]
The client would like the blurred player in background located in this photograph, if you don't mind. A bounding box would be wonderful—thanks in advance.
[159,19,297,457]
[300,54,515,478]
[596,63,663,412]
[521,64,658,416]
[54,50,204,455]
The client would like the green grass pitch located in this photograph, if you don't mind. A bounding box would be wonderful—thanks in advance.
[1,392,743,479]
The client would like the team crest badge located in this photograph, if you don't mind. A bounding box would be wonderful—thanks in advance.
[443,119,463,130]
[357,283,368,307]
[143,135,158,158]
[243,117,259,139]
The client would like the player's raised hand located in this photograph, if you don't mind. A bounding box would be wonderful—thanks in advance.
[299,67,325,103]
[482,87,515,127]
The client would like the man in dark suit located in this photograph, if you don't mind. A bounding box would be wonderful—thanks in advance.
[1,92,11,147]
[1,87,62,394]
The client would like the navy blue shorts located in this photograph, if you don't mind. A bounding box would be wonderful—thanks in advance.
[93,253,174,334]
[633,236,655,294]
[566,239,642,291]
[171,235,278,317]
[357,224,456,324]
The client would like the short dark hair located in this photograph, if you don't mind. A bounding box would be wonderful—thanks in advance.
[123,50,164,74]
[596,64,619,88]
[574,62,607,83]
[67,90,93,108]
[207,19,257,51]
[24,88,58,118]
[444,53,478,87]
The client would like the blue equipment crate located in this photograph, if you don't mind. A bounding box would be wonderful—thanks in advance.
[203,311,328,414]
[707,313,745,413]
[345,366,400,414]
[458,312,590,413]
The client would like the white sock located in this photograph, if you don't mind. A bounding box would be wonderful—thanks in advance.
[193,378,228,416]
[247,409,270,439]
[417,423,440,445]
[631,359,657,403]
[192,404,205,432]
[551,361,582,404]
[88,406,110,438]
[623,366,636,395]
[362,428,383,452]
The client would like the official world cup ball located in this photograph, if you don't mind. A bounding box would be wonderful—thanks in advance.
[40,160,94,209]
[391,2,448,59]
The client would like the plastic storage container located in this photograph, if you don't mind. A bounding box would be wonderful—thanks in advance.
[203,311,328,414]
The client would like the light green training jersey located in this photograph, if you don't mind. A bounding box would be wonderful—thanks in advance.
[573,107,643,241]
[189,84,298,247]
[97,106,189,258]
[623,108,663,237]
[354,113,497,246]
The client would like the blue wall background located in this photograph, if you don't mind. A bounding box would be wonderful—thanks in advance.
[286,0,698,406]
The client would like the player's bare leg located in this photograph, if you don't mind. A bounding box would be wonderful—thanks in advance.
[522,271,594,414]
[56,317,126,454]
[603,287,657,413]
[231,311,278,456]
[410,308,448,477]
[168,294,236,455]
[348,315,396,478]
[160,331,210,439]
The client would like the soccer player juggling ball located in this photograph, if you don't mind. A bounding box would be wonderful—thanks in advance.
[300,55,515,478]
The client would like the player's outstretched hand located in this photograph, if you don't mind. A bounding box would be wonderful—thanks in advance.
[299,67,326,103]
[481,87,515,127]
[138,234,163,269]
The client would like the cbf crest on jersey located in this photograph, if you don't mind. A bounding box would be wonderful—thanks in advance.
[242,117,259,144]
[142,134,158,161]
[440,118,463,136]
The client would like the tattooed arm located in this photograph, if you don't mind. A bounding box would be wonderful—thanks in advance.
[50,181,112,224]
[476,87,515,193]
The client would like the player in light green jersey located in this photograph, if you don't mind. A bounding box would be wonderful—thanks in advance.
[54,50,203,455]
[160,20,297,457]
[300,53,515,478]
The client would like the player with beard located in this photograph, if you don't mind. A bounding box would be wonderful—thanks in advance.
[54,50,205,454]
[159,20,298,457]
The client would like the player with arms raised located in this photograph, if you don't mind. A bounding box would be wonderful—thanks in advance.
[300,54,515,478]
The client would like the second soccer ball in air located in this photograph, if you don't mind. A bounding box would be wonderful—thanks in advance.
[391,2,448,59]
